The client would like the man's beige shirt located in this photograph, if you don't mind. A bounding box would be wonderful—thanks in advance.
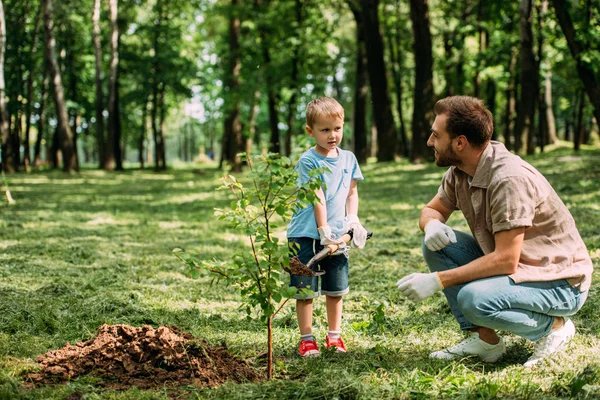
[437,141,592,292]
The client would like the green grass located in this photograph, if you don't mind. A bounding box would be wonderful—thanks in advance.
[1,143,599,399]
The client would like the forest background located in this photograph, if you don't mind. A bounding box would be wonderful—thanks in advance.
[0,0,599,172]
[1,0,600,398]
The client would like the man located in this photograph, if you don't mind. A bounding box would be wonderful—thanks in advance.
[397,96,592,367]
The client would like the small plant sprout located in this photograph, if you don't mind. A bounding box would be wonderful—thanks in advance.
[173,152,326,379]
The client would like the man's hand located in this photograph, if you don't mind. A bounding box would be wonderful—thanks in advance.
[424,220,457,251]
[396,272,444,302]
[318,225,345,247]
[346,215,368,249]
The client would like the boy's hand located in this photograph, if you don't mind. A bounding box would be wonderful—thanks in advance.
[424,220,457,251]
[396,272,444,302]
[346,215,368,249]
[318,225,345,246]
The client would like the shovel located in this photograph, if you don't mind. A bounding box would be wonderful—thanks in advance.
[285,229,373,277]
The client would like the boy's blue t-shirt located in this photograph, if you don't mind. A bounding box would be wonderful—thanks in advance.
[287,147,364,240]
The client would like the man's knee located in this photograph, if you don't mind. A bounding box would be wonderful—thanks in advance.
[457,284,495,324]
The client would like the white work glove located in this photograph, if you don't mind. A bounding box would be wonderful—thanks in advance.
[424,220,457,251]
[318,225,346,247]
[346,215,368,249]
[396,272,444,302]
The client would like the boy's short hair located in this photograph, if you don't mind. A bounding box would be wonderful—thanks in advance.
[305,97,345,128]
[434,96,493,148]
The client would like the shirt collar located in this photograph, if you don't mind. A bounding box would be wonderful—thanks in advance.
[469,141,495,189]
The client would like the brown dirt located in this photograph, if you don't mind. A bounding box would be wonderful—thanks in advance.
[25,324,262,390]
[284,256,316,276]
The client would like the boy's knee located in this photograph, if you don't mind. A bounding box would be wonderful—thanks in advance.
[297,298,313,305]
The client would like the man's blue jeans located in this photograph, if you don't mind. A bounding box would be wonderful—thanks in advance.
[423,230,588,341]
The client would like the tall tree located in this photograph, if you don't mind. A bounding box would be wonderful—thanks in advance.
[551,0,600,130]
[409,0,435,162]
[360,0,397,161]
[347,0,368,164]
[42,0,78,172]
[220,0,242,172]
[283,0,303,157]
[513,0,539,155]
[104,0,122,170]
[93,0,105,168]
[0,0,13,173]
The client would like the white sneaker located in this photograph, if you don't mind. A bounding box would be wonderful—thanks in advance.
[430,332,506,363]
[523,318,575,368]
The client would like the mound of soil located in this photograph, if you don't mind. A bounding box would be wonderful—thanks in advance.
[284,256,317,276]
[26,324,262,390]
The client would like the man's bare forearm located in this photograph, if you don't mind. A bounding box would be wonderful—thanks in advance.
[419,206,447,232]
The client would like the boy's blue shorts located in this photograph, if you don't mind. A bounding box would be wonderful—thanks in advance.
[288,237,349,299]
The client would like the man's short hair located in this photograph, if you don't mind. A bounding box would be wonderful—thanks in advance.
[305,97,345,128]
[434,96,494,148]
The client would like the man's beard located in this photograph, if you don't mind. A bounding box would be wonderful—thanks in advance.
[435,142,461,167]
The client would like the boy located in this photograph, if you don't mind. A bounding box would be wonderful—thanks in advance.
[287,97,367,357]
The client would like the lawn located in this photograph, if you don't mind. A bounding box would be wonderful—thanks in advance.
[1,143,599,399]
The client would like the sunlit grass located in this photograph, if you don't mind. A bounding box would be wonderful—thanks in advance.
[0,145,599,399]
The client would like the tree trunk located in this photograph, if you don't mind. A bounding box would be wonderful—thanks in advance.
[0,0,13,173]
[158,86,167,169]
[42,0,77,172]
[409,0,435,162]
[93,0,105,168]
[502,50,517,149]
[222,0,242,172]
[513,0,538,155]
[390,0,408,158]
[574,90,585,151]
[23,6,41,172]
[544,67,557,145]
[536,0,547,152]
[104,0,120,170]
[255,0,280,154]
[360,0,397,162]
[34,72,48,167]
[284,0,303,157]
[138,99,148,169]
[347,0,368,164]
[551,0,600,127]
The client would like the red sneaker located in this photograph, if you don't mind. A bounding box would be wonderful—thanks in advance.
[299,339,320,357]
[326,336,347,353]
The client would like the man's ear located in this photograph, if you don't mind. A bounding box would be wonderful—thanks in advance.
[455,135,468,150]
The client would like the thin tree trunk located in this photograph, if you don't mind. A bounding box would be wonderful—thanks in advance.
[513,0,538,155]
[248,90,260,154]
[347,0,368,164]
[158,85,167,169]
[42,0,77,172]
[552,0,600,127]
[284,0,303,157]
[222,0,242,171]
[138,99,148,169]
[104,0,119,170]
[23,6,41,172]
[409,0,435,162]
[388,0,408,158]
[574,90,585,151]
[34,72,48,167]
[361,0,397,161]
[536,0,547,152]
[544,67,557,144]
[0,0,14,174]
[93,0,105,168]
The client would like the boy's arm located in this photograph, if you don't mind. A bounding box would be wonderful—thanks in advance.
[345,179,359,216]
[314,187,328,228]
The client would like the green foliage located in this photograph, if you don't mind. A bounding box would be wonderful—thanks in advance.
[174,153,325,322]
